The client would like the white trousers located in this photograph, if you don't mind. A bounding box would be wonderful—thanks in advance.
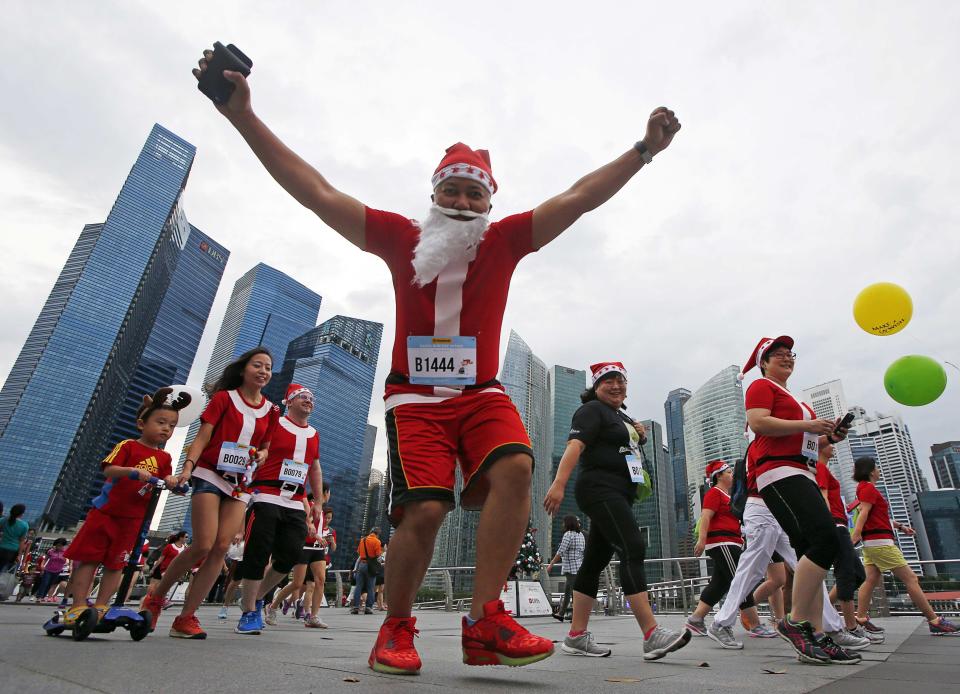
[714,501,843,632]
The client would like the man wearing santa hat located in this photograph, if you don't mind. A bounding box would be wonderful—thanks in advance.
[234,383,322,635]
[192,47,680,675]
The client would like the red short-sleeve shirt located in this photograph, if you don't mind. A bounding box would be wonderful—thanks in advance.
[815,462,846,525]
[745,378,816,489]
[702,487,743,548]
[92,439,173,519]
[857,481,895,545]
[364,207,535,408]
[251,416,320,509]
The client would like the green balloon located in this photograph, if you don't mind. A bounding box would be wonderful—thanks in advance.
[884,355,948,406]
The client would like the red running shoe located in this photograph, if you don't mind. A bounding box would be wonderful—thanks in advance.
[462,599,554,667]
[170,613,207,639]
[368,616,421,675]
[142,592,164,631]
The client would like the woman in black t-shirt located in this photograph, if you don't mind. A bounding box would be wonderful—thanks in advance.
[544,362,691,661]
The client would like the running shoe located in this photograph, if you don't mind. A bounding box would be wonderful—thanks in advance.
[295,599,304,620]
[552,610,564,623]
[775,617,830,664]
[828,629,870,651]
[170,614,207,639]
[561,631,612,657]
[142,592,164,631]
[748,624,777,639]
[857,617,885,634]
[350,607,360,615]
[281,599,292,615]
[368,616,421,675]
[255,599,265,630]
[161,597,174,610]
[685,617,707,636]
[364,607,375,615]
[929,617,960,636]
[849,625,884,644]
[707,622,743,649]
[218,606,229,620]
[644,626,692,661]
[235,610,261,635]
[305,615,328,629]
[461,599,555,667]
[264,604,278,626]
[816,635,862,664]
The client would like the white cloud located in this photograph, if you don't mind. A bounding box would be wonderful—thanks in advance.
[2,1,958,487]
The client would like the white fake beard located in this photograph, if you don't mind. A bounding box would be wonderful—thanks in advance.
[411,205,490,287]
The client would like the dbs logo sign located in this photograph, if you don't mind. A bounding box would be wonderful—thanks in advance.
[199,241,226,264]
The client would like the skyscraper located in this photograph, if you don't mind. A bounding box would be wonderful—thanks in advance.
[272,315,383,568]
[501,331,551,550]
[634,420,675,581]
[99,229,228,503]
[914,490,960,579]
[682,365,748,532]
[548,365,587,549]
[801,379,857,501]
[0,124,197,526]
[930,442,960,489]
[158,263,322,531]
[664,388,692,558]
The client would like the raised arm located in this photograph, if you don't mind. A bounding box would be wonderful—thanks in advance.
[531,107,681,249]
[194,49,366,248]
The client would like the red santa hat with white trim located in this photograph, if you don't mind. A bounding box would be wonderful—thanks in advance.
[431,143,498,195]
[705,460,730,481]
[737,335,794,381]
[590,361,628,386]
[282,383,312,405]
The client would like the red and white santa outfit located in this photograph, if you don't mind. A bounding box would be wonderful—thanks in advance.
[365,144,535,523]
[190,389,279,500]
[239,384,320,581]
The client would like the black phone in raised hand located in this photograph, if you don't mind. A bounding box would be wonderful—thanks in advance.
[197,42,253,104]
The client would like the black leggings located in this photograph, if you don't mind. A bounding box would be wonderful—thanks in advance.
[832,525,866,601]
[700,545,742,607]
[573,495,647,597]
[760,475,838,571]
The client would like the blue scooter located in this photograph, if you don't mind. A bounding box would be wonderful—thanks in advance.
[44,476,187,641]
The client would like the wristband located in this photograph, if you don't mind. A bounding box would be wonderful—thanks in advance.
[128,470,142,480]
[633,140,653,164]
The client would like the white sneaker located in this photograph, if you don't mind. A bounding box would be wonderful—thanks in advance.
[304,615,328,629]
[264,604,278,626]
[829,629,870,651]
[218,606,229,620]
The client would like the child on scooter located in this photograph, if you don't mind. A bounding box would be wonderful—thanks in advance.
[60,388,187,626]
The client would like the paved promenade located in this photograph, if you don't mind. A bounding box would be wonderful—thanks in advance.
[0,603,955,692]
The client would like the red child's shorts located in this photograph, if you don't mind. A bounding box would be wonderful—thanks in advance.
[64,508,140,570]
[384,390,533,525]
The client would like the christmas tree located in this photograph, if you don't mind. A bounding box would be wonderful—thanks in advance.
[514,524,542,578]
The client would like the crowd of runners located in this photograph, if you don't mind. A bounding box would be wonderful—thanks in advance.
[3,44,957,679]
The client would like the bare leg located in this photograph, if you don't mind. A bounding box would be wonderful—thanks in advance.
[384,500,447,619]
[790,556,827,624]
[625,591,657,634]
[470,454,532,621]
[270,574,304,610]
[892,565,938,621]
[68,563,97,608]
[857,565,882,620]
[569,590,596,632]
[310,561,327,616]
[94,569,123,606]
[178,498,246,617]
[242,565,287,611]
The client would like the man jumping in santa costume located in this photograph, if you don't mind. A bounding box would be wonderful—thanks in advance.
[192,46,680,675]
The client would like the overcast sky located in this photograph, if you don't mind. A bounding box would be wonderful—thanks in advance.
[2,1,958,492]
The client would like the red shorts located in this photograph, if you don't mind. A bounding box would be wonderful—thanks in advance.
[64,508,140,570]
[385,390,533,525]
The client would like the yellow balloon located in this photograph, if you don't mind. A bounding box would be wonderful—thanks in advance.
[853,282,913,336]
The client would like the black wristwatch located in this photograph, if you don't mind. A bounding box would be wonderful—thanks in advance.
[634,140,653,164]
